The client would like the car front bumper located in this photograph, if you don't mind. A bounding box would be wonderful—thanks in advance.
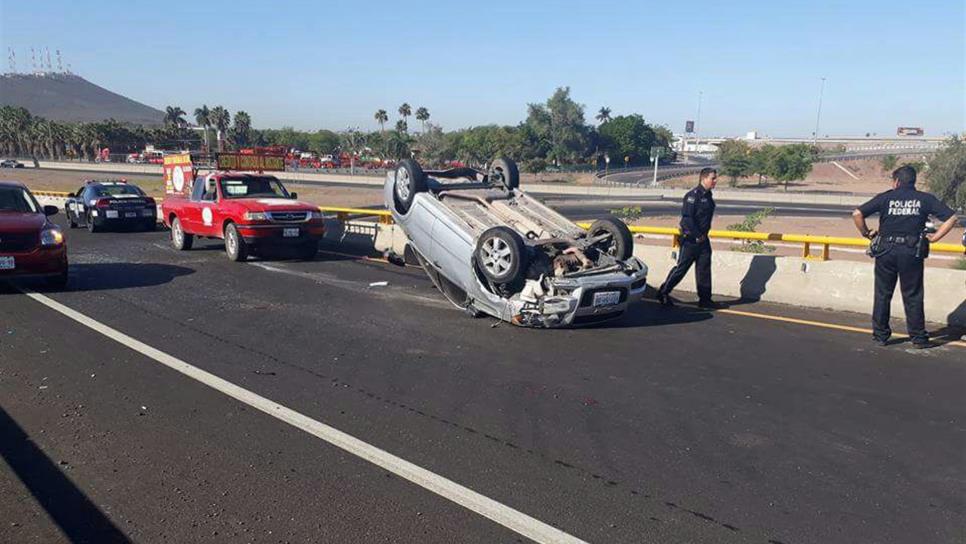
[0,246,68,279]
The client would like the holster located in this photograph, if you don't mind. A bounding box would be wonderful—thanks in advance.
[867,235,889,258]
[915,232,930,260]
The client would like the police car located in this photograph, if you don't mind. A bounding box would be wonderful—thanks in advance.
[65,180,157,232]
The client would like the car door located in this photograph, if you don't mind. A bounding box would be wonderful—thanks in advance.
[69,185,87,224]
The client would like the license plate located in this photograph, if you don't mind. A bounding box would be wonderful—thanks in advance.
[125,212,137,218]
[105,210,119,218]
[283,228,299,238]
[142,209,155,216]
[0,256,14,270]
[593,291,621,307]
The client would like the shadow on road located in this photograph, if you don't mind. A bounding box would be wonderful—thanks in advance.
[607,296,715,329]
[0,262,194,294]
[0,406,132,544]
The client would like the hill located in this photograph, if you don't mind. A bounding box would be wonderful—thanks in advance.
[0,73,164,125]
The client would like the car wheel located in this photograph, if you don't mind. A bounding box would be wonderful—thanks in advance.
[297,240,318,261]
[488,158,519,190]
[392,159,427,214]
[171,217,193,250]
[224,223,248,262]
[476,226,528,285]
[588,215,634,260]
[86,212,99,233]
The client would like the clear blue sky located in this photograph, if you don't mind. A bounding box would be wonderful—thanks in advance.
[1,0,963,137]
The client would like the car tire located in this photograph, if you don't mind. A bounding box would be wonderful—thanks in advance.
[171,217,193,250]
[392,159,427,214]
[297,240,318,261]
[86,212,99,233]
[488,158,520,190]
[224,222,248,262]
[475,226,528,285]
[66,206,77,229]
[588,215,634,260]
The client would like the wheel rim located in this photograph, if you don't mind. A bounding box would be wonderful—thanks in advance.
[173,221,183,246]
[396,168,411,201]
[480,237,513,277]
[226,228,237,255]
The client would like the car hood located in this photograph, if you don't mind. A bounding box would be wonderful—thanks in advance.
[227,198,319,212]
[0,211,46,232]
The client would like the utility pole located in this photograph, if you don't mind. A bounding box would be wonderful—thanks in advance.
[813,77,826,145]
[695,91,703,142]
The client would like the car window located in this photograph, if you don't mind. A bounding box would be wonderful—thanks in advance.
[0,187,40,213]
[220,176,289,199]
[94,185,144,197]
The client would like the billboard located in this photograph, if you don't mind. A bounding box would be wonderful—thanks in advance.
[685,120,695,133]
[216,152,286,172]
[163,153,194,196]
[896,127,924,136]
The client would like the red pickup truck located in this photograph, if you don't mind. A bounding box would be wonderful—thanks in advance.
[161,171,324,261]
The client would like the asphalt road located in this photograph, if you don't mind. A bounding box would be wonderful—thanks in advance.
[1,218,964,544]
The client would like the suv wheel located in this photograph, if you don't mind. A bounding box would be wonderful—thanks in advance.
[475,226,528,285]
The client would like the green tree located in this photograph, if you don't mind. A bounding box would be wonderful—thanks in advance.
[526,87,591,166]
[395,119,408,133]
[926,136,966,210]
[597,114,659,166]
[230,111,253,148]
[398,103,411,126]
[209,106,231,151]
[163,106,186,128]
[595,106,611,125]
[769,144,815,190]
[194,105,211,152]
[750,144,778,185]
[880,154,898,172]
[415,107,430,132]
[716,139,753,186]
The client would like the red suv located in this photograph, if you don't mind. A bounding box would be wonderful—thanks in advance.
[0,181,68,288]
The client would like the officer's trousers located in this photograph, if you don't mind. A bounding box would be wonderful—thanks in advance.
[659,238,712,302]
[873,243,926,343]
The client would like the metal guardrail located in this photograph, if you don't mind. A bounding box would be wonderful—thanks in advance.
[572,223,965,261]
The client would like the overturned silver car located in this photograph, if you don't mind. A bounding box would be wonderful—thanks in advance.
[385,158,648,327]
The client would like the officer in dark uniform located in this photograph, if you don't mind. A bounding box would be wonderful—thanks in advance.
[657,168,719,308]
[853,165,958,348]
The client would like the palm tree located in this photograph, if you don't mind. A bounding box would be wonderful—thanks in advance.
[415,107,430,133]
[232,111,252,147]
[595,106,612,125]
[209,106,231,152]
[194,105,211,152]
[374,109,388,134]
[395,119,408,133]
[398,103,411,126]
[164,106,187,128]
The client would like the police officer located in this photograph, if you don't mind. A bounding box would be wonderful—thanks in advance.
[657,168,720,308]
[852,165,958,348]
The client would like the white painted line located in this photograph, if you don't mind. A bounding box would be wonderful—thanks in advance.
[830,161,860,180]
[22,290,588,544]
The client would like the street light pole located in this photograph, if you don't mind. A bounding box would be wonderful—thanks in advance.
[813,77,826,145]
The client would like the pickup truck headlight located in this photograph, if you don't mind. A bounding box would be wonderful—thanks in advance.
[40,228,64,246]
[244,211,269,221]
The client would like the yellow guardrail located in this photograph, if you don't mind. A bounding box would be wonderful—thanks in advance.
[32,190,72,197]
[319,206,394,224]
[575,223,965,260]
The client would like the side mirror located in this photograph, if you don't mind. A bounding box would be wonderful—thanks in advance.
[43,205,59,216]
[290,192,298,199]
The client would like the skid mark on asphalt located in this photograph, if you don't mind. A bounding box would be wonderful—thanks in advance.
[21,289,587,544]
[71,289,772,542]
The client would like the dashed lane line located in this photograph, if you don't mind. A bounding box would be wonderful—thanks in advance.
[21,289,588,544]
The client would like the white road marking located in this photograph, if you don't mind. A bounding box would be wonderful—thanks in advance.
[22,290,586,544]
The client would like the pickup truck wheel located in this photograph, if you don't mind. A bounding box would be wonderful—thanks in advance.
[393,159,427,214]
[488,158,519,190]
[171,217,193,250]
[588,215,633,260]
[476,226,528,285]
[224,223,248,262]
